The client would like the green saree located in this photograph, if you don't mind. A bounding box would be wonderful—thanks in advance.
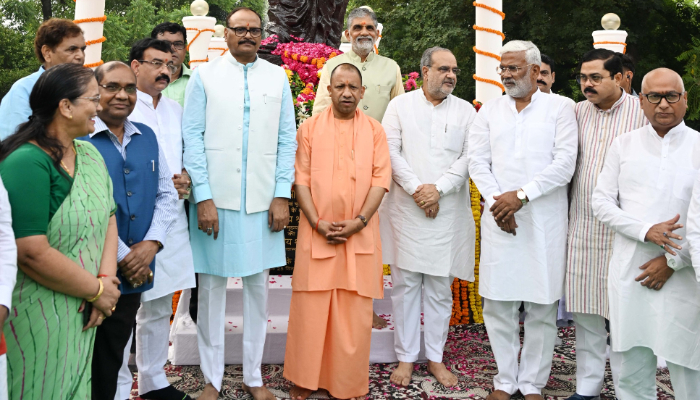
[3,141,115,400]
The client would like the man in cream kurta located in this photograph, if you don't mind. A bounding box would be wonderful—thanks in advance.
[380,47,475,388]
[182,8,297,400]
[312,7,404,122]
[592,68,700,400]
[467,41,577,400]
[284,63,391,400]
[127,78,195,399]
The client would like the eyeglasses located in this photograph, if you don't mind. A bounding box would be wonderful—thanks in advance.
[227,26,263,38]
[76,95,101,105]
[162,40,186,51]
[137,60,177,74]
[640,92,684,104]
[99,84,137,95]
[576,73,612,85]
[436,66,461,76]
[497,64,535,75]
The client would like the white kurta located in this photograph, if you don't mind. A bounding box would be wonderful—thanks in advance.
[686,169,700,283]
[379,89,476,280]
[130,90,196,301]
[591,122,700,370]
[468,89,578,304]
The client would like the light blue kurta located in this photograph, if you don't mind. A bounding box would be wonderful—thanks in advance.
[0,67,44,140]
[183,59,296,278]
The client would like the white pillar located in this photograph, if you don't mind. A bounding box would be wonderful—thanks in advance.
[473,0,504,104]
[208,37,228,61]
[183,16,216,69]
[592,13,627,54]
[74,0,106,69]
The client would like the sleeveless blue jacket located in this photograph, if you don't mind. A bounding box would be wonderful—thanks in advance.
[81,122,159,294]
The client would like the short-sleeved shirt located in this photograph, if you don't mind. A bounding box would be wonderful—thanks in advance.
[0,143,74,238]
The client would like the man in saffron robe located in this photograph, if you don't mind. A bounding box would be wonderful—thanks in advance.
[284,63,391,400]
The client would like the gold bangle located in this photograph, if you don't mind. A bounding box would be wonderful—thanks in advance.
[87,278,104,303]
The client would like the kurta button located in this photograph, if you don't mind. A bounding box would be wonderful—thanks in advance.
[362,66,366,71]
[124,168,130,174]
[238,126,242,130]
[237,168,241,172]
[128,239,133,244]
[127,191,132,197]
[131,215,136,220]
[363,105,368,110]
[237,147,241,151]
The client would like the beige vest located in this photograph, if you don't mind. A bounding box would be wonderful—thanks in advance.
[324,51,399,122]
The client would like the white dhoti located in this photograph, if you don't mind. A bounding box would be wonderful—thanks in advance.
[483,299,558,396]
[197,271,269,390]
[390,265,452,363]
[617,346,700,400]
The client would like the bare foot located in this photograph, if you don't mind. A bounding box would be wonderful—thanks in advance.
[486,389,512,400]
[242,384,276,400]
[523,394,544,400]
[427,361,458,388]
[289,384,314,400]
[372,311,388,329]
[389,361,413,386]
[197,383,219,400]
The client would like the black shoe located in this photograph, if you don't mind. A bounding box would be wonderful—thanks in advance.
[140,385,193,400]
[564,394,600,400]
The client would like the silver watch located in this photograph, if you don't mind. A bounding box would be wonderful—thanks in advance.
[517,188,528,205]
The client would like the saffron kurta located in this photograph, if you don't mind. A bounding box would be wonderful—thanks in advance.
[284,107,391,398]
[566,90,647,317]
[592,122,700,370]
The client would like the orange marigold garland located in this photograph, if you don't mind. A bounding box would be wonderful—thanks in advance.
[171,290,182,324]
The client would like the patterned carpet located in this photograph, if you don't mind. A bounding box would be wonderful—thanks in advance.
[129,324,675,399]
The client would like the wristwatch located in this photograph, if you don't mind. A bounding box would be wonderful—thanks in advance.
[517,188,529,206]
[435,184,444,197]
[356,215,368,226]
[665,253,678,270]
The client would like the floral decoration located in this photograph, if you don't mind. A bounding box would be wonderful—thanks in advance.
[402,71,422,92]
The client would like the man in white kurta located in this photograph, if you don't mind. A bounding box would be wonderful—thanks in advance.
[592,68,700,400]
[467,41,577,400]
[125,62,196,399]
[380,47,475,388]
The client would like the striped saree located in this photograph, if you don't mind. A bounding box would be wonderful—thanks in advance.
[4,141,114,400]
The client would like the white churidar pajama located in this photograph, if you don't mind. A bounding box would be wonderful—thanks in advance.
[468,90,578,395]
[136,293,175,394]
[390,266,452,363]
[592,122,700,400]
[197,271,269,390]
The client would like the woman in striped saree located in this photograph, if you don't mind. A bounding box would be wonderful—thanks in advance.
[0,63,121,400]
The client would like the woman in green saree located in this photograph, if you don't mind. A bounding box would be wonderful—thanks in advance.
[0,63,121,400]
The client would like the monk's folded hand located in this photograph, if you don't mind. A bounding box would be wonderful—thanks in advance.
[269,197,290,232]
[327,219,364,240]
[490,190,522,222]
[413,184,440,208]
[636,255,674,290]
[644,214,683,256]
[197,199,220,239]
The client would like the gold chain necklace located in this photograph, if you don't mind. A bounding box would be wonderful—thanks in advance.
[60,143,76,178]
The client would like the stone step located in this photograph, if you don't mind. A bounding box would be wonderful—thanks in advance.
[169,312,426,365]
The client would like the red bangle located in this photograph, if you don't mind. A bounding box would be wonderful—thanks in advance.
[97,274,109,278]
[315,219,321,231]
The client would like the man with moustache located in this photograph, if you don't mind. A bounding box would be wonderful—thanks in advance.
[594,68,700,400]
[84,59,178,400]
[468,40,578,400]
[380,47,476,388]
[313,7,404,123]
[284,63,391,400]
[107,37,195,400]
[151,22,191,107]
[182,7,297,400]
[564,48,647,400]
[0,18,86,140]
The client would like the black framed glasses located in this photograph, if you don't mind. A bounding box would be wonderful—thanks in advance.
[640,92,684,104]
[497,64,535,75]
[99,84,137,95]
[576,73,612,85]
[436,66,461,76]
[227,26,263,38]
[138,59,177,74]
[163,40,186,51]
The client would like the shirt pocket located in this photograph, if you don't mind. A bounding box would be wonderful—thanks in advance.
[526,123,556,152]
[263,94,282,104]
[673,167,697,200]
[443,124,466,153]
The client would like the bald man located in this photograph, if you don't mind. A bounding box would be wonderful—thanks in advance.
[592,68,700,400]
[284,63,391,400]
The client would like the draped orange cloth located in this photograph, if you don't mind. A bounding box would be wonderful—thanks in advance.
[284,107,391,398]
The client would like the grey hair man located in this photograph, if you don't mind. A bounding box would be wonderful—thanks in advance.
[312,7,404,126]
[468,39,578,400]
[381,46,476,388]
